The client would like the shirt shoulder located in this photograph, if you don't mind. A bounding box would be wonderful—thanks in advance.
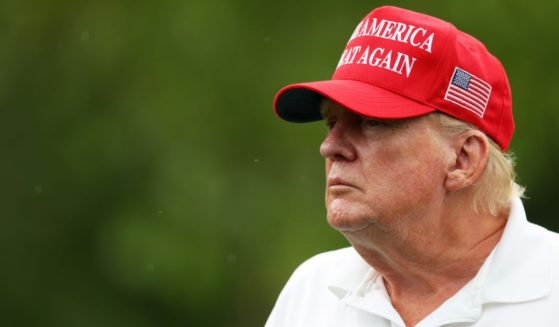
[276,247,360,301]
[265,247,366,327]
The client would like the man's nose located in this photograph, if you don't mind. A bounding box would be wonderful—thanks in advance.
[319,119,357,161]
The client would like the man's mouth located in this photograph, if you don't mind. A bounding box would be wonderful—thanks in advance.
[327,177,358,189]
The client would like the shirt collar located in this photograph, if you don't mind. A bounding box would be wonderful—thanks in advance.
[327,247,372,300]
[478,197,554,304]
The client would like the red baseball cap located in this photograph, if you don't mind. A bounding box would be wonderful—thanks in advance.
[274,6,514,151]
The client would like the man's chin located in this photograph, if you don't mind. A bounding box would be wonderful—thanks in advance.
[326,199,374,232]
[327,216,374,233]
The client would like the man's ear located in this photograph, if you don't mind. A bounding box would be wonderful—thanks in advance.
[445,130,490,193]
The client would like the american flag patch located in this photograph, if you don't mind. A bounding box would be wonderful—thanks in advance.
[444,67,492,118]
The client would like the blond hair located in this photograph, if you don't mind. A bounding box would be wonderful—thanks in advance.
[435,113,525,216]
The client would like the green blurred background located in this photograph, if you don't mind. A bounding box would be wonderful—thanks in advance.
[1,0,558,326]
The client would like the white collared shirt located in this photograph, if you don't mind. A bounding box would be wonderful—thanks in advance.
[266,198,559,327]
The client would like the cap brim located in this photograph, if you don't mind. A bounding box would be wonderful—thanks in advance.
[274,79,436,122]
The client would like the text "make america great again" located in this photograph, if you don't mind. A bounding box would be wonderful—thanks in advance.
[337,17,435,78]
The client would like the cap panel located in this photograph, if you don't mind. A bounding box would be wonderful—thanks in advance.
[495,63,514,150]
[333,6,456,105]
[431,30,513,150]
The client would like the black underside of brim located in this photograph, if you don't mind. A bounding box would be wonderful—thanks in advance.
[276,89,323,123]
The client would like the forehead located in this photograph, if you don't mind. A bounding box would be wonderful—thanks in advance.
[320,98,443,134]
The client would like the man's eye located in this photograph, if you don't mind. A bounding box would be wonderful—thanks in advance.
[364,119,382,127]
[326,119,336,129]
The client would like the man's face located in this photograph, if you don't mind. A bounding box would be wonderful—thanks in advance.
[320,101,450,235]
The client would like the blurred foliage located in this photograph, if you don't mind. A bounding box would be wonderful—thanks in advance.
[0,0,558,326]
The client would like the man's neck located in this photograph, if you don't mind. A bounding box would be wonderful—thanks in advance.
[344,208,508,327]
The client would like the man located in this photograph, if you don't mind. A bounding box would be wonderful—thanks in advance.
[266,6,559,327]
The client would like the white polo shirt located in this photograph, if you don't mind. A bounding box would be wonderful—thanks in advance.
[266,198,559,327]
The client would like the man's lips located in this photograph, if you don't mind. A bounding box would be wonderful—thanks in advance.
[327,177,358,189]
